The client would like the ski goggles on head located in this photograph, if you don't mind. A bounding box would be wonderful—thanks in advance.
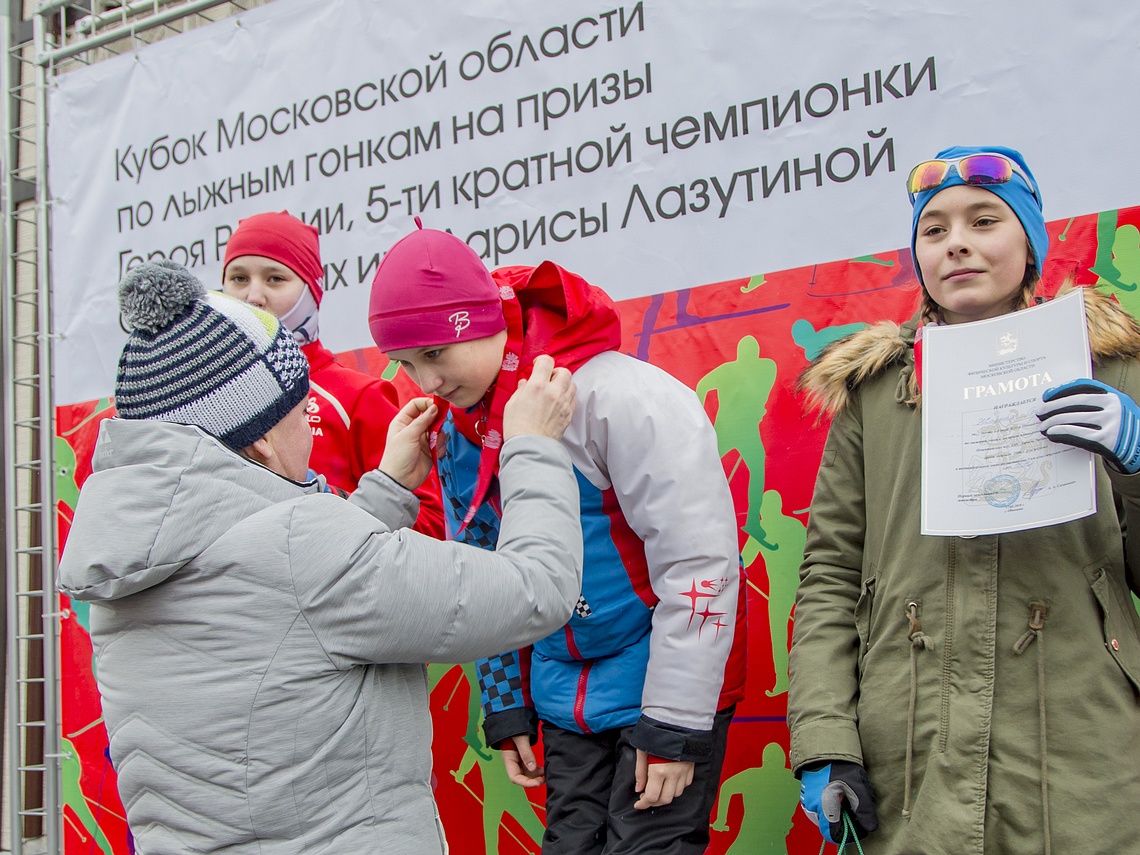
[906,153,1039,204]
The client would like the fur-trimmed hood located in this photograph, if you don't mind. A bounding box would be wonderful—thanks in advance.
[799,284,1140,418]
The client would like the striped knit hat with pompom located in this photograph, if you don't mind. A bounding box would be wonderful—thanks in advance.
[115,259,310,451]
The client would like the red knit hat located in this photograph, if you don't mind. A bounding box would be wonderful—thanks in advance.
[223,211,324,305]
[369,222,506,352]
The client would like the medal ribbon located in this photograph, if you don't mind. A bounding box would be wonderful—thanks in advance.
[454,285,525,533]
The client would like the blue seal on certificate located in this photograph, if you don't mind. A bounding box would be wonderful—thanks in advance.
[984,474,1021,508]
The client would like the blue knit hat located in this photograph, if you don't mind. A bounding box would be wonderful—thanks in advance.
[909,145,1047,288]
[115,260,310,451]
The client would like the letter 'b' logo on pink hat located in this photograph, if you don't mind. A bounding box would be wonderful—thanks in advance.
[368,226,507,351]
[449,311,471,337]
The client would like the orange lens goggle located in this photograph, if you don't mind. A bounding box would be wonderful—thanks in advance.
[906,154,1038,203]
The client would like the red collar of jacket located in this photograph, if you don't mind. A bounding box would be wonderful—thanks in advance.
[498,260,623,375]
[442,261,622,529]
[300,339,335,372]
[450,261,622,442]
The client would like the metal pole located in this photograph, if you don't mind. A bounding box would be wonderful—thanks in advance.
[31,1,71,16]
[0,5,23,850]
[35,0,233,64]
[34,8,61,849]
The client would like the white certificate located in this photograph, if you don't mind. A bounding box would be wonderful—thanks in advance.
[920,290,1096,536]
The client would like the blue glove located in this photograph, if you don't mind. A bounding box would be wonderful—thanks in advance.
[800,761,878,844]
[1035,378,1140,474]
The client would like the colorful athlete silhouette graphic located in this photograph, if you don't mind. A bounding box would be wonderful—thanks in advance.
[1094,214,1140,315]
[55,435,81,511]
[697,335,777,543]
[790,318,869,362]
[429,662,489,762]
[712,742,800,854]
[61,738,114,855]
[431,662,547,853]
[453,731,546,854]
[741,490,806,696]
[58,432,97,676]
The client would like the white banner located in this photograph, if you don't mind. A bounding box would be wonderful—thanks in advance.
[48,0,1140,405]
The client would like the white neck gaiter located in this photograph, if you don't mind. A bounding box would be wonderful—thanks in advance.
[281,287,320,345]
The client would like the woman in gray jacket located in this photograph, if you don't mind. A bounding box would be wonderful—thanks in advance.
[58,261,583,855]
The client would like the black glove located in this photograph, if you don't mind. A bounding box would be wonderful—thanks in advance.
[799,760,878,844]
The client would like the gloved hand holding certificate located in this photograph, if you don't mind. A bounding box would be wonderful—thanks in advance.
[920,289,1095,536]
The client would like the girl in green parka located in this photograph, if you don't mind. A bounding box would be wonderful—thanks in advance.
[789,145,1140,855]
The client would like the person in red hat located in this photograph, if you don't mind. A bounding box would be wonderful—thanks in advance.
[370,222,747,855]
[223,210,444,537]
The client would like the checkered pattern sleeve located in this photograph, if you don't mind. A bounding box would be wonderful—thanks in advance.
[476,650,526,717]
[476,649,540,746]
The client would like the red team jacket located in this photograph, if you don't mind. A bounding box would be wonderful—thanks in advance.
[301,340,445,538]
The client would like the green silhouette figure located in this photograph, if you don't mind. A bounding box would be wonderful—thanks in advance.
[712,742,800,854]
[56,435,98,676]
[1089,217,1140,620]
[791,319,868,362]
[741,274,766,294]
[1090,210,1128,291]
[61,737,114,855]
[55,435,81,510]
[428,662,491,761]
[430,663,545,852]
[696,335,777,543]
[453,731,546,854]
[427,661,452,692]
[851,254,895,267]
[1096,221,1140,317]
[741,490,806,696]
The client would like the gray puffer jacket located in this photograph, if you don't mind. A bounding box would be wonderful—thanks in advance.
[58,418,583,855]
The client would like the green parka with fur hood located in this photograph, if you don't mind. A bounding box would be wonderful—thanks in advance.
[788,286,1140,855]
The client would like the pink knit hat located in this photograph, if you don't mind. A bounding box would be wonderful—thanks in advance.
[223,211,325,305]
[369,223,506,351]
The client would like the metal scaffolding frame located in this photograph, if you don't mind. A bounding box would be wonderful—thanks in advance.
[4,6,58,849]
[1,1,267,851]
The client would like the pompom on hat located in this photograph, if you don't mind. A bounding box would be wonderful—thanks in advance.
[223,211,325,305]
[909,145,1048,287]
[368,220,506,352]
[115,260,310,451]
